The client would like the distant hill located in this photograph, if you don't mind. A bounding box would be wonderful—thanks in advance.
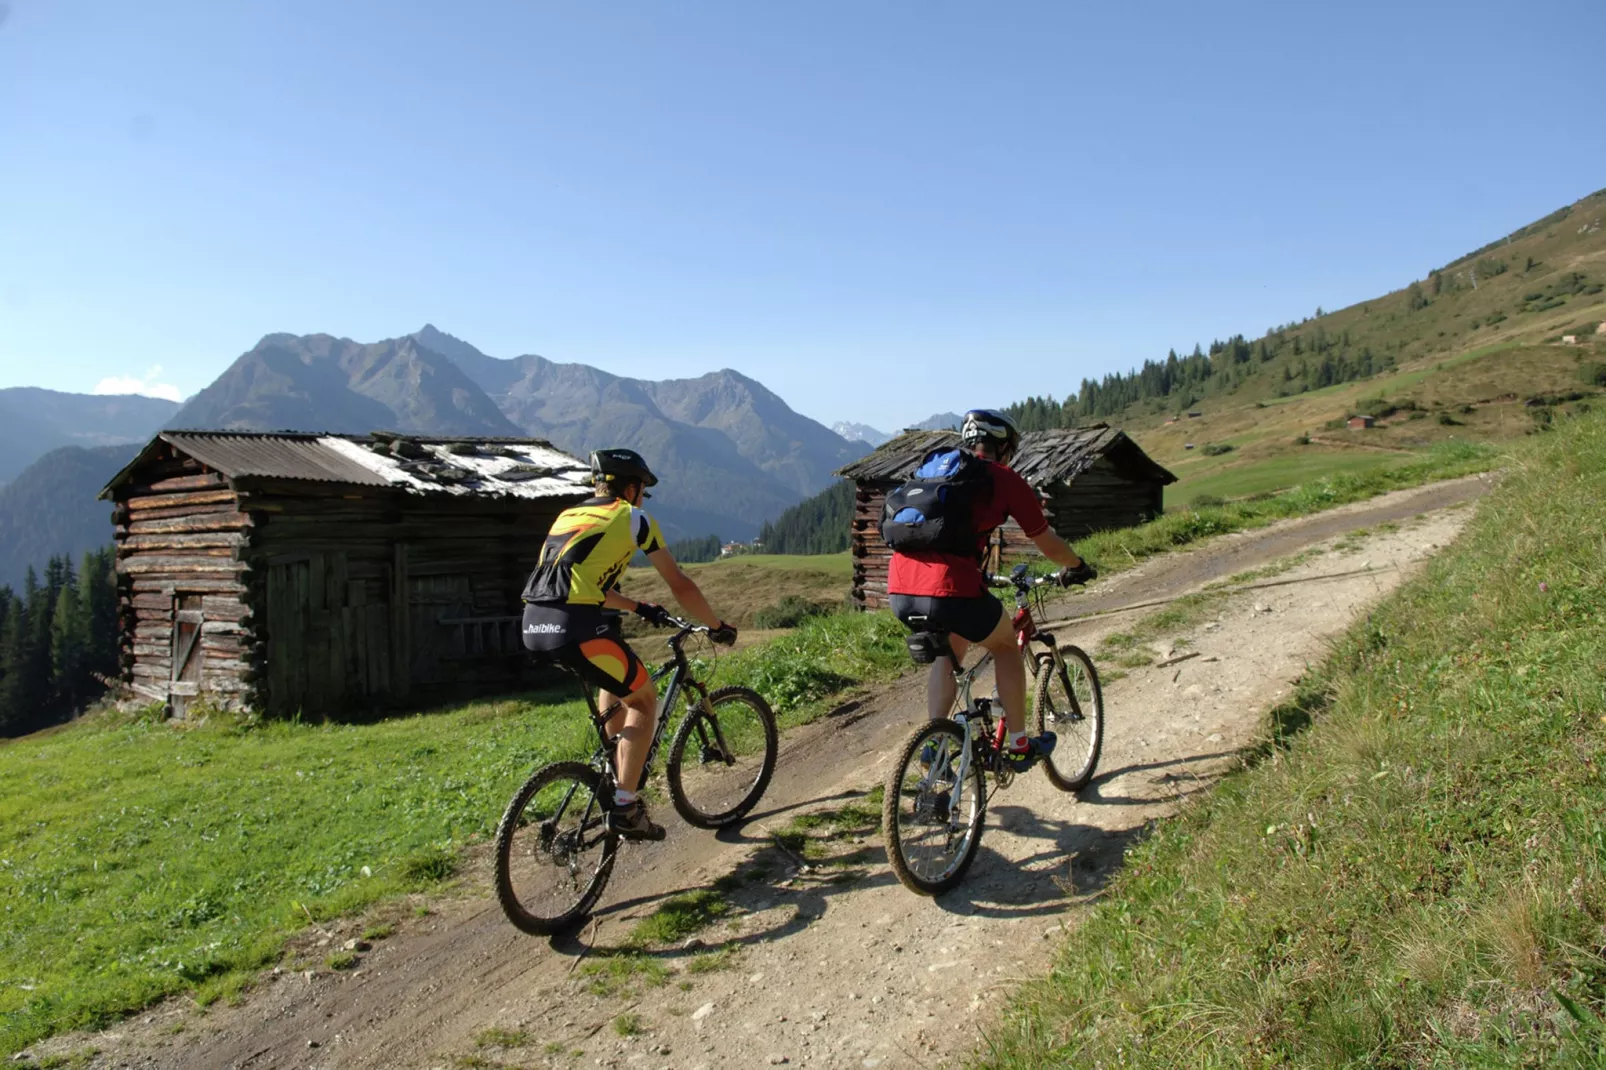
[0,444,135,591]
[911,412,963,431]
[831,421,891,447]
[411,325,868,540]
[1005,187,1606,428]
[168,332,522,438]
[0,389,176,485]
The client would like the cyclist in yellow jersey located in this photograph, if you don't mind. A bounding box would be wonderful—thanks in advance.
[521,448,737,841]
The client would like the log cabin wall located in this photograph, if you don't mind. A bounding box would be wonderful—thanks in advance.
[105,432,591,719]
[112,449,253,715]
[241,486,568,716]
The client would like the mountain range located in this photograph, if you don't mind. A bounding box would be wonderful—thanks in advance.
[0,389,178,485]
[166,326,870,540]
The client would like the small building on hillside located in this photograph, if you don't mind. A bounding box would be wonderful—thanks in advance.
[1347,414,1376,429]
[100,431,592,717]
[836,425,1176,609]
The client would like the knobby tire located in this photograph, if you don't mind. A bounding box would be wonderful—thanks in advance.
[1035,646,1104,792]
[882,719,987,896]
[666,686,779,829]
[494,761,619,935]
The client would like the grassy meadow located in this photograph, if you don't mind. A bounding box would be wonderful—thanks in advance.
[0,608,907,1058]
[620,552,853,628]
[978,411,1606,1065]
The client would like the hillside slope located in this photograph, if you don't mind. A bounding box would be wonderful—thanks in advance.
[0,389,176,485]
[0,444,135,590]
[1016,187,1606,429]
[1003,188,1606,506]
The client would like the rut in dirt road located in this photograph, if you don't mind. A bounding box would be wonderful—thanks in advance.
[25,475,1490,1070]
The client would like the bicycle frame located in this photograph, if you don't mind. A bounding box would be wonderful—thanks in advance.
[930,568,1079,798]
[547,623,716,839]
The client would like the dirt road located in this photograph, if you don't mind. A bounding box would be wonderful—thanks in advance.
[27,475,1491,1070]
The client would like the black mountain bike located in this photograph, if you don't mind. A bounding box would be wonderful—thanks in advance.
[494,617,778,935]
[882,565,1103,895]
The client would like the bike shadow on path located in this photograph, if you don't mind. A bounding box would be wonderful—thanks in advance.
[1074,749,1241,808]
[545,785,1149,962]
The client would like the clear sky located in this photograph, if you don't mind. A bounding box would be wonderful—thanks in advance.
[1,1,1602,429]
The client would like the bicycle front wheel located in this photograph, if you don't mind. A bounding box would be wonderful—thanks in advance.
[882,719,987,896]
[494,761,619,935]
[1035,646,1104,792]
[667,686,779,829]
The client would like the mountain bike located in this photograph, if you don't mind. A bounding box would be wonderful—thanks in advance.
[494,616,778,934]
[882,565,1103,895]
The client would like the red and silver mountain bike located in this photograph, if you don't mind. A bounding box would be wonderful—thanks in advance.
[882,564,1103,895]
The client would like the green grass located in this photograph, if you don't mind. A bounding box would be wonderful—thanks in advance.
[711,552,853,576]
[978,409,1606,1066]
[1064,438,1495,579]
[1165,448,1413,507]
[0,688,603,1055]
[625,890,730,948]
[474,1027,531,1049]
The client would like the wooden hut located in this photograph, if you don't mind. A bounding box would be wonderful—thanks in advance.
[100,431,592,717]
[836,425,1176,609]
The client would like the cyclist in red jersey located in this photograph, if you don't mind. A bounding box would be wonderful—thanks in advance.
[887,410,1094,769]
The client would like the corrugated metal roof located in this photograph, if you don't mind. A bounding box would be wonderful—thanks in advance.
[101,431,594,500]
[835,424,1175,486]
[172,433,392,486]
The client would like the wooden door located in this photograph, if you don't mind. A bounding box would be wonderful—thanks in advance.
[169,596,205,718]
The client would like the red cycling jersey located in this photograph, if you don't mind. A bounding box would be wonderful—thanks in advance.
[887,459,1049,598]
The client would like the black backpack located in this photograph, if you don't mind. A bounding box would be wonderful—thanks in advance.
[880,447,991,557]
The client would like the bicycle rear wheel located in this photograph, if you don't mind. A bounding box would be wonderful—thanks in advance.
[494,761,619,935]
[882,719,987,895]
[1035,646,1104,792]
[667,686,779,829]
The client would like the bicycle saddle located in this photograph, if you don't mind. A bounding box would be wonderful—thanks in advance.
[903,623,955,666]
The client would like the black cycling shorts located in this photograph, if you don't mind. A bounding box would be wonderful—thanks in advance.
[888,594,1004,644]
[522,603,650,695]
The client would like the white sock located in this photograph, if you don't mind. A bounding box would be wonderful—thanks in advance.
[614,788,637,807]
[1009,731,1029,753]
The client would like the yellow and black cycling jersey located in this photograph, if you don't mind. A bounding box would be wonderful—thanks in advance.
[521,496,667,606]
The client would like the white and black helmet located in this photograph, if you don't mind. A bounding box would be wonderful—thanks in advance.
[960,409,1021,456]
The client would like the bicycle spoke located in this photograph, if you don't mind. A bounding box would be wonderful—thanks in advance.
[884,722,986,894]
[495,762,618,934]
[668,686,778,829]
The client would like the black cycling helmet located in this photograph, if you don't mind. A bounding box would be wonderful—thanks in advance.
[591,447,659,488]
[960,409,1021,457]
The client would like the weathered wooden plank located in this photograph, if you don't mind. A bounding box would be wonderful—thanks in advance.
[124,511,253,535]
[120,556,249,575]
[123,532,247,552]
[137,473,228,495]
[126,489,239,512]
[131,576,247,594]
[123,502,244,523]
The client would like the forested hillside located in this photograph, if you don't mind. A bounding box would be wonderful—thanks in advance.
[758,479,853,554]
[1006,188,1606,429]
[0,444,137,591]
[0,550,119,737]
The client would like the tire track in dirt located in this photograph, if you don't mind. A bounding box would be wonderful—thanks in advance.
[28,475,1491,1070]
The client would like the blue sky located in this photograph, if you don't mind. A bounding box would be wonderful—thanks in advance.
[1,1,1602,428]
